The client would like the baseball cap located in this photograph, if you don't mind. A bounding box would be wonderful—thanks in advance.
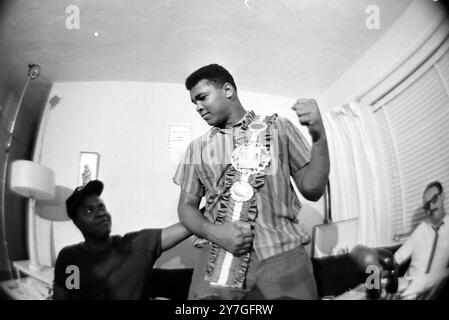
[66,180,104,219]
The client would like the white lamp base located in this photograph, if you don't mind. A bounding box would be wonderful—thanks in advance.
[27,261,43,272]
[27,197,41,271]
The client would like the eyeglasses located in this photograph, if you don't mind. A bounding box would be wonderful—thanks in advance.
[423,193,441,212]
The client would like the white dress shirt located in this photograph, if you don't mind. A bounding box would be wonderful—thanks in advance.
[395,215,449,277]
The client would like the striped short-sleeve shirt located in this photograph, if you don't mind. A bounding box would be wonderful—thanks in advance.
[173,111,311,261]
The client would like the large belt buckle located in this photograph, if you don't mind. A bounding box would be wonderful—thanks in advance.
[230,180,254,202]
[230,134,270,202]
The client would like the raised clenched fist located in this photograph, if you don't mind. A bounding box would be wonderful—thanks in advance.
[291,98,326,142]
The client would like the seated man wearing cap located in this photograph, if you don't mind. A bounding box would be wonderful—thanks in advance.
[53,180,192,300]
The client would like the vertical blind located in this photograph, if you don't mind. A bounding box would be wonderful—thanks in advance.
[373,49,449,240]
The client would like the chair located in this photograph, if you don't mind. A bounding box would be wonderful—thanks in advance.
[312,243,405,298]
[311,218,359,258]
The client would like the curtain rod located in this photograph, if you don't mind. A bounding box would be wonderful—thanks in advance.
[369,32,449,109]
[355,12,448,105]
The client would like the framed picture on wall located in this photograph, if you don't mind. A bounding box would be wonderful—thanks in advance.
[78,151,100,186]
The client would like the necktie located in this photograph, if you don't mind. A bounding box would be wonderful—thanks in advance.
[425,222,444,274]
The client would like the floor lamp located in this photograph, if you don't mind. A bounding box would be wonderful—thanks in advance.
[0,64,41,279]
[35,185,72,266]
[10,160,55,271]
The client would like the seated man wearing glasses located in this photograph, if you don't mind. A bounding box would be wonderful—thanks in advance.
[394,181,449,278]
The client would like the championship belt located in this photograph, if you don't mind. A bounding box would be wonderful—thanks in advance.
[205,112,277,288]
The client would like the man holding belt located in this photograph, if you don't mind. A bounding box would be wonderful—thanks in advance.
[173,64,329,300]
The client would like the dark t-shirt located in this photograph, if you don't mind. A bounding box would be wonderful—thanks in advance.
[54,229,162,300]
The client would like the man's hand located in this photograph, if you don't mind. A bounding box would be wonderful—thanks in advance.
[178,190,254,255]
[291,98,325,142]
[209,221,254,256]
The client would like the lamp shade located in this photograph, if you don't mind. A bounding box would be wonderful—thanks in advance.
[10,160,55,200]
[36,185,72,221]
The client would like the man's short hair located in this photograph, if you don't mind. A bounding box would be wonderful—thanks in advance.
[66,180,104,220]
[185,64,237,92]
[424,181,443,194]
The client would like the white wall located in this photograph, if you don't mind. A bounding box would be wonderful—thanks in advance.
[34,81,324,266]
[318,0,447,111]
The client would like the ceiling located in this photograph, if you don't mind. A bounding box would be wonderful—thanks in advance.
[0,0,414,106]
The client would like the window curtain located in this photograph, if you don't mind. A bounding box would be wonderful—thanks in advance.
[323,101,382,246]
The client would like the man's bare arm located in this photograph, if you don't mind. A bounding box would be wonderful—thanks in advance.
[291,98,330,201]
[160,222,192,251]
[177,190,253,256]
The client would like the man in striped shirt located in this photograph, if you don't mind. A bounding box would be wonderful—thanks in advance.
[173,64,330,300]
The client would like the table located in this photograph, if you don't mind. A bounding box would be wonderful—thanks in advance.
[0,260,54,300]
[332,269,449,300]
[12,260,54,285]
[0,277,51,300]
